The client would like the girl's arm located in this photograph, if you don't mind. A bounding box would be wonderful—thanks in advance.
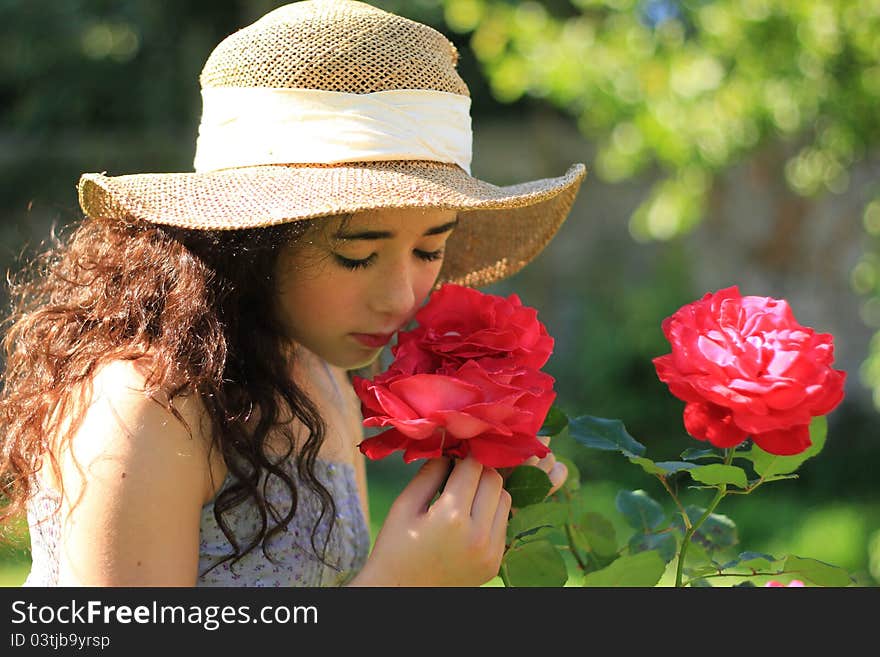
[52,360,213,586]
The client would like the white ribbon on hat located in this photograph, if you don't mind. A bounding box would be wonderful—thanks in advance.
[193,87,473,175]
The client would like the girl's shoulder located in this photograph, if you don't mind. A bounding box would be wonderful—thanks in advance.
[40,352,225,506]
[33,354,227,585]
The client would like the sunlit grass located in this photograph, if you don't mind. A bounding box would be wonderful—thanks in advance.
[0,560,29,587]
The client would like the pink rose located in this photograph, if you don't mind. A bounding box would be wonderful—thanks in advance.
[652,286,846,455]
[355,360,554,467]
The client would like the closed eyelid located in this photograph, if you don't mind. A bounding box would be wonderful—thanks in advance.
[334,233,448,255]
[333,247,444,270]
[333,218,459,241]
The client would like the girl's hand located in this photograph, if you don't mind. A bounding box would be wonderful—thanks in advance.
[499,435,568,509]
[521,435,568,498]
[349,456,511,587]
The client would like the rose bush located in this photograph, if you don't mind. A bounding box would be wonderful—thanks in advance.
[357,283,853,587]
[652,286,846,455]
[530,286,853,587]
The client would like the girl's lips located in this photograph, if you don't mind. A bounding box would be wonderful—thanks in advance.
[351,333,393,348]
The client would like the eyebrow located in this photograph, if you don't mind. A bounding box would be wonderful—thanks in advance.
[333,218,459,241]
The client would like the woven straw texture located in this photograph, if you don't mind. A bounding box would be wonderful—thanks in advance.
[200,0,468,95]
[77,0,588,288]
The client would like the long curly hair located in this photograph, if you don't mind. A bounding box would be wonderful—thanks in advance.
[0,211,371,577]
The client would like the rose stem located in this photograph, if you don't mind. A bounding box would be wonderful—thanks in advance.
[674,448,733,588]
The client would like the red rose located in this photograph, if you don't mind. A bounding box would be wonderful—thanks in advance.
[652,286,846,455]
[354,360,554,467]
[391,283,554,374]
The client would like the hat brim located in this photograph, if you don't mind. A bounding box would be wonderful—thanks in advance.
[78,160,587,288]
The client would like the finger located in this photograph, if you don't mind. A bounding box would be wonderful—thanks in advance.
[490,488,513,555]
[470,467,503,526]
[547,461,568,496]
[393,457,451,516]
[436,456,483,511]
[535,452,556,472]
[524,437,551,468]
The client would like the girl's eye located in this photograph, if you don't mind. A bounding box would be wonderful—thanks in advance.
[415,248,445,262]
[334,249,444,271]
[334,253,376,270]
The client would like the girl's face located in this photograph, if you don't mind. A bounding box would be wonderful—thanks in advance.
[275,207,459,370]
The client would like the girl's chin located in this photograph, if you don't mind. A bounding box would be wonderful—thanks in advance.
[345,351,382,371]
[315,345,382,372]
[289,337,382,373]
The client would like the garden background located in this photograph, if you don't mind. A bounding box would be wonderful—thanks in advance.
[1,0,878,586]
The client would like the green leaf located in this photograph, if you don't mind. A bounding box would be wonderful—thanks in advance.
[628,531,677,563]
[719,551,777,572]
[684,564,719,578]
[781,555,853,587]
[672,506,738,553]
[680,447,723,462]
[689,578,713,587]
[629,457,697,477]
[748,474,800,486]
[539,405,569,437]
[689,464,749,489]
[505,465,552,508]
[510,525,555,544]
[683,541,712,568]
[743,416,828,478]
[569,415,646,457]
[727,551,778,572]
[733,581,757,587]
[569,511,618,557]
[628,456,666,476]
[582,551,666,587]
[653,461,699,474]
[501,539,569,587]
[507,502,569,544]
[615,489,665,532]
[556,455,581,492]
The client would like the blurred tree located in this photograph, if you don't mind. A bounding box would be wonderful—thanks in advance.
[437,0,880,405]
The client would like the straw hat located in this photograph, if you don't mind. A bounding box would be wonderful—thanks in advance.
[77,0,587,288]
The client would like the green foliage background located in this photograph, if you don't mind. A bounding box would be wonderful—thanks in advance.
[1,0,878,586]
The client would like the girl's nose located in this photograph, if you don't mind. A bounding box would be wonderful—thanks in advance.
[370,258,416,320]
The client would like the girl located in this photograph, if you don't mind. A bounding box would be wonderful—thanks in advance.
[0,0,586,587]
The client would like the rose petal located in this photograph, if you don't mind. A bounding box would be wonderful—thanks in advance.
[372,385,420,420]
[428,409,497,439]
[467,432,550,468]
[358,429,410,460]
[388,374,482,415]
[751,424,812,456]
[683,402,748,448]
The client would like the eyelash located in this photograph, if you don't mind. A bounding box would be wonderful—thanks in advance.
[334,249,445,271]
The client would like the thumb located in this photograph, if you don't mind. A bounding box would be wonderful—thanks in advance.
[393,457,452,516]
